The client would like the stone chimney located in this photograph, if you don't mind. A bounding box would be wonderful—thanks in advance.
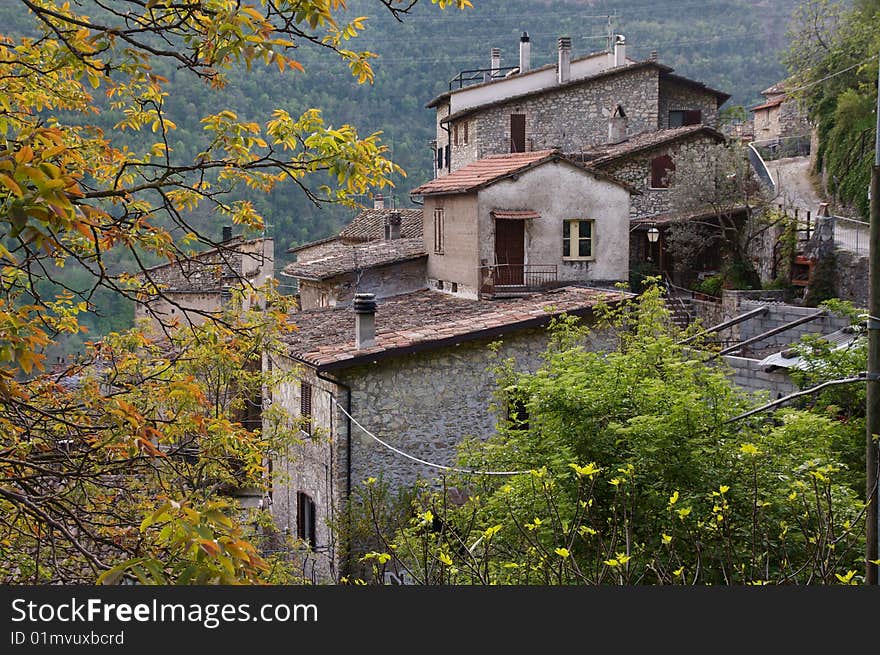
[354,293,377,350]
[519,32,531,74]
[490,48,501,78]
[557,37,571,84]
[222,225,232,242]
[373,193,384,210]
[385,210,402,240]
[614,34,627,67]
[608,105,627,143]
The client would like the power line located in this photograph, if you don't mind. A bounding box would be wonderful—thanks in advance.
[785,54,880,95]
[330,396,531,476]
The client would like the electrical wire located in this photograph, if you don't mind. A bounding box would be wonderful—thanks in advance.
[784,54,880,95]
[330,396,531,476]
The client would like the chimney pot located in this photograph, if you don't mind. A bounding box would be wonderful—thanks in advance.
[519,32,531,74]
[614,34,627,67]
[557,37,571,84]
[354,293,377,349]
[222,225,232,242]
[374,193,384,210]
[490,47,501,78]
[385,210,402,240]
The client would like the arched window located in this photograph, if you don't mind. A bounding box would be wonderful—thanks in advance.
[650,154,675,189]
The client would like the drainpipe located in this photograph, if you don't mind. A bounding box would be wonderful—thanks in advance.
[316,368,352,577]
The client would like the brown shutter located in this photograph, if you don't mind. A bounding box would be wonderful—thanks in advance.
[510,114,526,153]
[684,110,702,126]
[651,154,675,188]
[300,381,312,435]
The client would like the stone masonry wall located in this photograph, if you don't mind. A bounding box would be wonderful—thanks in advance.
[599,135,719,220]
[736,299,850,352]
[722,355,799,398]
[658,80,720,129]
[834,249,869,310]
[457,67,661,170]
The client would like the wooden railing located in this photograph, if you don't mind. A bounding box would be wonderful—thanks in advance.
[479,264,558,296]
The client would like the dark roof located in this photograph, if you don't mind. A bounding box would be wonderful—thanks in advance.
[287,235,340,255]
[630,204,751,226]
[761,82,788,96]
[410,150,635,197]
[338,208,423,242]
[281,238,426,281]
[282,286,628,370]
[659,72,731,105]
[439,61,672,123]
[576,125,726,167]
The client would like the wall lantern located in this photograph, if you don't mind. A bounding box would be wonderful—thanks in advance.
[647,226,660,243]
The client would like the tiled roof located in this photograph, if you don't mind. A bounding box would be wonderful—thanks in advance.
[287,235,340,255]
[750,96,786,112]
[492,209,541,220]
[411,150,557,196]
[659,72,731,104]
[282,286,628,370]
[338,208,423,242]
[575,125,726,166]
[281,238,426,281]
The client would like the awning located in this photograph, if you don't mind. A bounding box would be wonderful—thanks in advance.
[492,209,540,220]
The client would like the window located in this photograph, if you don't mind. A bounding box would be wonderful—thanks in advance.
[562,219,594,260]
[300,380,312,436]
[650,154,676,189]
[668,109,702,127]
[463,121,469,145]
[453,122,468,146]
[436,146,444,170]
[433,207,445,254]
[510,114,526,153]
[296,492,317,548]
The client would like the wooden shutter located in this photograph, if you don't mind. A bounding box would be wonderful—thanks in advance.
[510,114,526,153]
[300,381,312,435]
[651,155,675,188]
[683,110,702,126]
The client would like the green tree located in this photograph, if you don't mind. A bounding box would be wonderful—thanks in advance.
[351,285,866,585]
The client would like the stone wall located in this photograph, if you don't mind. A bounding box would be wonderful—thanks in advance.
[658,79,720,129]
[458,67,661,169]
[735,298,850,352]
[722,355,799,398]
[833,249,869,310]
[598,135,720,220]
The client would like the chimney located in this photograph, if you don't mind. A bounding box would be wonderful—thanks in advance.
[649,50,658,62]
[385,210,402,240]
[490,48,501,79]
[557,37,571,84]
[608,105,627,143]
[373,193,384,210]
[353,293,377,350]
[222,225,232,242]
[519,32,531,74]
[614,34,627,67]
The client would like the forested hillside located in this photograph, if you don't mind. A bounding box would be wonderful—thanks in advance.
[1,0,803,350]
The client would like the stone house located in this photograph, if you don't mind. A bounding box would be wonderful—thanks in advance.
[750,81,811,145]
[428,33,729,177]
[134,227,274,335]
[268,285,625,581]
[410,149,634,298]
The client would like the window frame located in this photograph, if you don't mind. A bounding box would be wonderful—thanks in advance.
[296,491,317,549]
[562,219,595,261]
[433,207,445,255]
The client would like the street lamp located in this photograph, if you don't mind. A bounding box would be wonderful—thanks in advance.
[647,226,660,243]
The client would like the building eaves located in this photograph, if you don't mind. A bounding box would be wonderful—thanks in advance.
[440,61,671,123]
[659,71,731,105]
[578,125,726,167]
[750,96,786,112]
[410,150,638,197]
[286,234,340,254]
[281,286,630,371]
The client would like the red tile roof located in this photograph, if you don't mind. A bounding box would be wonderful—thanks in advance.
[750,95,786,112]
[282,286,629,370]
[281,238,426,281]
[411,150,557,196]
[491,209,541,220]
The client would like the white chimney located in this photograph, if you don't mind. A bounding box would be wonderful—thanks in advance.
[354,293,376,350]
[373,193,384,210]
[519,32,531,73]
[608,105,627,143]
[614,34,627,67]
[385,210,401,240]
[557,37,571,84]
[490,48,501,78]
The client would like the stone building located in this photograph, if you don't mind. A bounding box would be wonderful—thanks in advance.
[750,81,811,144]
[428,33,729,177]
[134,227,274,335]
[268,286,625,581]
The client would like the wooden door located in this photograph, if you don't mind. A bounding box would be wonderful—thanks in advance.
[495,219,524,285]
[510,114,526,153]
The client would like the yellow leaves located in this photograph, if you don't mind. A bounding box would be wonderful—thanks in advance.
[361,551,391,565]
[662,533,672,545]
[835,570,858,585]
[0,173,23,198]
[483,524,502,539]
[673,566,685,578]
[669,490,679,506]
[677,507,692,520]
[740,442,760,456]
[569,461,601,479]
[554,547,570,558]
[603,553,631,568]
[525,517,542,531]
[438,551,453,566]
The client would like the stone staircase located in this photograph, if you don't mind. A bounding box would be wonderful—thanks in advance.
[666,293,695,329]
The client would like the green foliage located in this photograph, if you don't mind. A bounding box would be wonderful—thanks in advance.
[350,284,866,584]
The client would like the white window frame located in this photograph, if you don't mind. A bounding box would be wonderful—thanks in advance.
[562,219,594,261]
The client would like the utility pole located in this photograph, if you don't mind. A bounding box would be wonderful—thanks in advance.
[866,54,880,585]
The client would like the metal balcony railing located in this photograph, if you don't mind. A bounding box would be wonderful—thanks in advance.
[479,264,558,296]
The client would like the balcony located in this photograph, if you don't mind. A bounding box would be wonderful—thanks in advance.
[479,264,558,298]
